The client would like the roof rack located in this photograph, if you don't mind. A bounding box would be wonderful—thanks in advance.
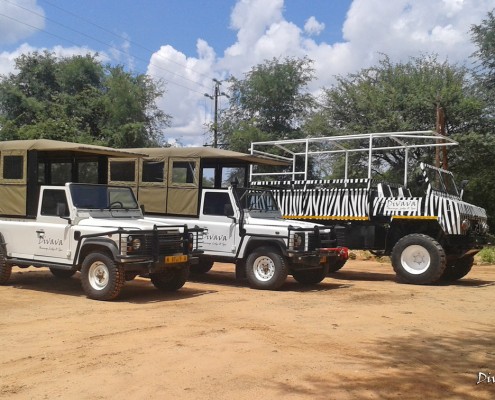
[249,130,457,186]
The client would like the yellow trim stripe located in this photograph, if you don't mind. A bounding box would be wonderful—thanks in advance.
[283,215,369,221]
[391,216,438,220]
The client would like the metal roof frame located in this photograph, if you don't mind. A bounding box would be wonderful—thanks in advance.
[249,130,458,186]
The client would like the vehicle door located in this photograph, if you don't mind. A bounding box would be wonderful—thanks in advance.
[200,190,239,256]
[33,188,73,263]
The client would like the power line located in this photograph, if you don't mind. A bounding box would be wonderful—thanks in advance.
[1,0,211,95]
[39,0,215,82]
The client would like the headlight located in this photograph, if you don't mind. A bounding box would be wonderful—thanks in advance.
[127,235,141,251]
[188,233,194,252]
[293,233,305,250]
[461,219,471,232]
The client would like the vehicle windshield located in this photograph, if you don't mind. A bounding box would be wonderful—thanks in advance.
[69,184,139,210]
[236,188,279,212]
[424,166,459,197]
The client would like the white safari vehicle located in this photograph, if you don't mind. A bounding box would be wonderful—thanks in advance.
[108,147,348,290]
[0,183,198,300]
[0,139,199,300]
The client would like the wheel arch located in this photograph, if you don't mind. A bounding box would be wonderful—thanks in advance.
[242,237,287,260]
[76,239,119,267]
[385,218,444,255]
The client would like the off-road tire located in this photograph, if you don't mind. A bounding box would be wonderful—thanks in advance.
[391,233,446,285]
[245,246,288,290]
[150,266,190,292]
[49,268,77,279]
[292,265,329,285]
[0,246,11,285]
[190,259,214,274]
[81,252,125,301]
[327,258,347,273]
[441,256,474,281]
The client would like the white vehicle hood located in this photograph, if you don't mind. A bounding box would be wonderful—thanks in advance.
[76,216,180,231]
[244,215,326,230]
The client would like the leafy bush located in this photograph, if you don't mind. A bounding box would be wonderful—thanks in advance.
[478,247,495,264]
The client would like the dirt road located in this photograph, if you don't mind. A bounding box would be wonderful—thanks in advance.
[1,260,494,399]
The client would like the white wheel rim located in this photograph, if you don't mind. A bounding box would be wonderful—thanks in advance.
[252,256,276,282]
[400,245,431,275]
[88,261,109,291]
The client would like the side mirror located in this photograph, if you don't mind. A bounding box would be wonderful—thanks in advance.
[460,180,469,190]
[56,203,71,223]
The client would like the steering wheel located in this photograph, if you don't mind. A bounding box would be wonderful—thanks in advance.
[110,201,124,209]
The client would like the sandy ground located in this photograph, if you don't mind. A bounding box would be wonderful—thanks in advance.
[0,260,494,400]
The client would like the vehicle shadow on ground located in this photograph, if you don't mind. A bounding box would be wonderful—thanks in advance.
[329,268,495,288]
[8,270,216,303]
[328,268,397,282]
[189,270,351,292]
[273,328,495,400]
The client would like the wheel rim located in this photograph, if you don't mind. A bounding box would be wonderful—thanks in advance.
[400,245,431,275]
[252,255,276,282]
[88,261,109,290]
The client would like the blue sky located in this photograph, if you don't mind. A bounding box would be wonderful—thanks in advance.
[0,0,494,146]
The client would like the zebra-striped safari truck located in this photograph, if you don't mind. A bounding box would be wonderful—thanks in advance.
[250,131,489,285]
[107,147,348,290]
[0,140,199,300]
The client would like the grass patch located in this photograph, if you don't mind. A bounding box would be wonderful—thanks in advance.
[477,246,495,264]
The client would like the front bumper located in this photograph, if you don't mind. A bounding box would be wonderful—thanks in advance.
[288,247,349,268]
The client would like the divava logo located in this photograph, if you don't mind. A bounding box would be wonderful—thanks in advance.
[384,199,419,213]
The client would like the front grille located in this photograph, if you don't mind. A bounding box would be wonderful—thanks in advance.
[142,231,183,256]
[308,231,335,250]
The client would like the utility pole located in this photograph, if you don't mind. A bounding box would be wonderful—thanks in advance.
[204,78,228,148]
[435,103,448,170]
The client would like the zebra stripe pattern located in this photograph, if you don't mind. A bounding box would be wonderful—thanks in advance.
[252,179,488,235]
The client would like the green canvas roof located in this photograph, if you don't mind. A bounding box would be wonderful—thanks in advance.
[129,146,288,166]
[0,139,144,157]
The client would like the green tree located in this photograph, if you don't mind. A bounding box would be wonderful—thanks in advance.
[305,54,485,180]
[0,51,170,147]
[218,57,316,152]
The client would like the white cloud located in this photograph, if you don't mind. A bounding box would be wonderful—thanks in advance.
[304,16,325,36]
[0,0,45,45]
[1,0,493,146]
[147,0,494,145]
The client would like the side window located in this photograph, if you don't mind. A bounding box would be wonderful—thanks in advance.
[3,155,24,180]
[51,162,72,185]
[78,161,99,183]
[40,189,69,217]
[109,161,135,182]
[203,192,232,216]
[202,167,215,188]
[172,161,196,184]
[142,160,165,183]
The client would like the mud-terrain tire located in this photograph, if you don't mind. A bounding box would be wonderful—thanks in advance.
[245,246,288,290]
[0,246,11,285]
[441,256,474,281]
[81,252,125,301]
[49,268,77,279]
[391,234,446,285]
[190,259,214,274]
[292,265,329,285]
[150,267,190,291]
[327,258,347,273]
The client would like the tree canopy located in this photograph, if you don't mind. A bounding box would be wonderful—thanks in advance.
[218,56,316,152]
[0,51,170,147]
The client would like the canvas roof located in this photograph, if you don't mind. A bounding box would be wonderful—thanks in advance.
[130,146,288,166]
[0,139,145,157]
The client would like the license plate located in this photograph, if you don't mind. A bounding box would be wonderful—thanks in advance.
[164,255,188,264]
